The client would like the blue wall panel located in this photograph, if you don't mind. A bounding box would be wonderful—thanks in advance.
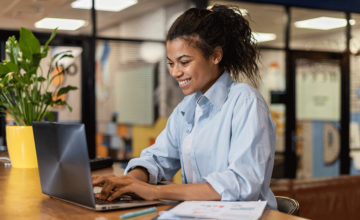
[350,113,360,175]
[312,121,340,178]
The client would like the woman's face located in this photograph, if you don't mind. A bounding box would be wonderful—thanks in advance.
[166,38,222,95]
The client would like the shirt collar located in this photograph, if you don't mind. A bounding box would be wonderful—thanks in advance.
[180,71,233,123]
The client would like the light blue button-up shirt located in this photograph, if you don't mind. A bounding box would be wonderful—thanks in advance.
[125,71,277,210]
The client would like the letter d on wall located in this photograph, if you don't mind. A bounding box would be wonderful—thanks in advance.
[323,123,340,165]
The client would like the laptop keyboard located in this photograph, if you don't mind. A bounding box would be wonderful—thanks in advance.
[94,193,133,205]
[95,198,130,205]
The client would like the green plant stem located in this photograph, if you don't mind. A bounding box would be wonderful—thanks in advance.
[1,94,24,126]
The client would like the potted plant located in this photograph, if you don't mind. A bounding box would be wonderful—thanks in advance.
[0,27,77,168]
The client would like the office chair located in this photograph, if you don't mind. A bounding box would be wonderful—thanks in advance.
[276,196,300,216]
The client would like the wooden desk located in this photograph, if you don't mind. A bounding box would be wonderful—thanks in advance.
[0,163,308,220]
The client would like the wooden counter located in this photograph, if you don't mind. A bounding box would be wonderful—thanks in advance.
[0,163,308,220]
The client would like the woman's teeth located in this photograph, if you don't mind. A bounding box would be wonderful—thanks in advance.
[179,79,190,85]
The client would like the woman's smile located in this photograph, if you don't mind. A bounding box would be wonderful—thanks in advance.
[178,78,191,88]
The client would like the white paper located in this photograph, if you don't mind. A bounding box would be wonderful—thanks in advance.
[158,201,267,220]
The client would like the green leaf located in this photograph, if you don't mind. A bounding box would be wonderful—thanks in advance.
[37,76,46,82]
[23,72,33,84]
[43,28,57,52]
[54,99,66,105]
[58,54,74,61]
[5,62,19,73]
[0,64,10,76]
[18,59,30,72]
[19,27,41,61]
[51,51,72,63]
[67,104,73,112]
[43,92,53,105]
[41,50,49,58]
[57,85,77,97]
[45,111,55,122]
[32,53,42,68]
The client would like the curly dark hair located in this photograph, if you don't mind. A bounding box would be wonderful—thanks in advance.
[166,4,260,86]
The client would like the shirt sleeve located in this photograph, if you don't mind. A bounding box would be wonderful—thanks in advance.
[203,96,276,201]
[124,106,181,184]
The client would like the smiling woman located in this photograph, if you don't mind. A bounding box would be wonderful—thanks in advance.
[166,39,224,95]
[92,4,277,210]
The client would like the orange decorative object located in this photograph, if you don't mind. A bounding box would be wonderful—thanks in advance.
[52,91,67,109]
[51,65,65,87]
[270,62,279,68]
[149,138,156,146]
[270,109,285,135]
[117,124,128,137]
[96,133,108,158]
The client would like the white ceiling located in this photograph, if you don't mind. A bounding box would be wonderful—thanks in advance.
[211,1,360,50]
[1,0,360,51]
[0,0,181,35]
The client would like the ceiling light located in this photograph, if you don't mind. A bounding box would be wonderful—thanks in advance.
[35,18,86,30]
[252,32,277,43]
[72,0,137,12]
[207,6,248,15]
[295,17,356,30]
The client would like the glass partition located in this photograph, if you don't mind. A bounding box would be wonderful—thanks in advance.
[350,13,360,175]
[290,8,346,52]
[95,40,173,164]
[295,59,341,179]
[257,49,286,178]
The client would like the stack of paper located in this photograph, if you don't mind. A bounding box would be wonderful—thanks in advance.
[158,201,267,220]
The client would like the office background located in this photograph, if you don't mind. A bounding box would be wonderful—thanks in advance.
[1,0,360,184]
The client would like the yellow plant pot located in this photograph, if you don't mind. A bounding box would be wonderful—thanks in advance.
[6,126,38,168]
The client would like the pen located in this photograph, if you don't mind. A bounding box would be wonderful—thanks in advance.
[119,207,157,219]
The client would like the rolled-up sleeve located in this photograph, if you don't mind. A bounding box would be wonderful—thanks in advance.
[124,106,182,184]
[203,96,275,201]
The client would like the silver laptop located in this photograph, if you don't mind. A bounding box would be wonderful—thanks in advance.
[32,122,163,211]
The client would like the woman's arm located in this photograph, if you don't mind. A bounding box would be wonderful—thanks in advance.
[123,105,183,184]
[94,174,221,201]
[127,167,149,183]
[156,182,221,201]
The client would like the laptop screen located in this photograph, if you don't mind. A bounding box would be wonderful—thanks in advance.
[32,122,95,208]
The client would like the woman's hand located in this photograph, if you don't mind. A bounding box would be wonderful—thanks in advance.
[95,175,159,201]
[92,174,116,187]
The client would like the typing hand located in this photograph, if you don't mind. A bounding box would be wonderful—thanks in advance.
[92,174,117,187]
[95,175,158,201]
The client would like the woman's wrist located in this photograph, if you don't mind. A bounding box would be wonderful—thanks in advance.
[127,167,149,183]
[153,185,163,200]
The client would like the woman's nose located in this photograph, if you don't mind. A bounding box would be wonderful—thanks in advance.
[170,65,183,78]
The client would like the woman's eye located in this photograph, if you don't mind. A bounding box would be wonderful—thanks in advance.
[181,61,189,65]
[167,63,174,66]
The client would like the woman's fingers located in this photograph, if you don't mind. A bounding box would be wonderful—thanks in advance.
[107,185,133,201]
[96,175,152,201]
[92,176,106,187]
[92,174,116,186]
[100,180,115,200]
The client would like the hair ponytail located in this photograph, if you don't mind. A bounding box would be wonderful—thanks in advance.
[166,4,260,87]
